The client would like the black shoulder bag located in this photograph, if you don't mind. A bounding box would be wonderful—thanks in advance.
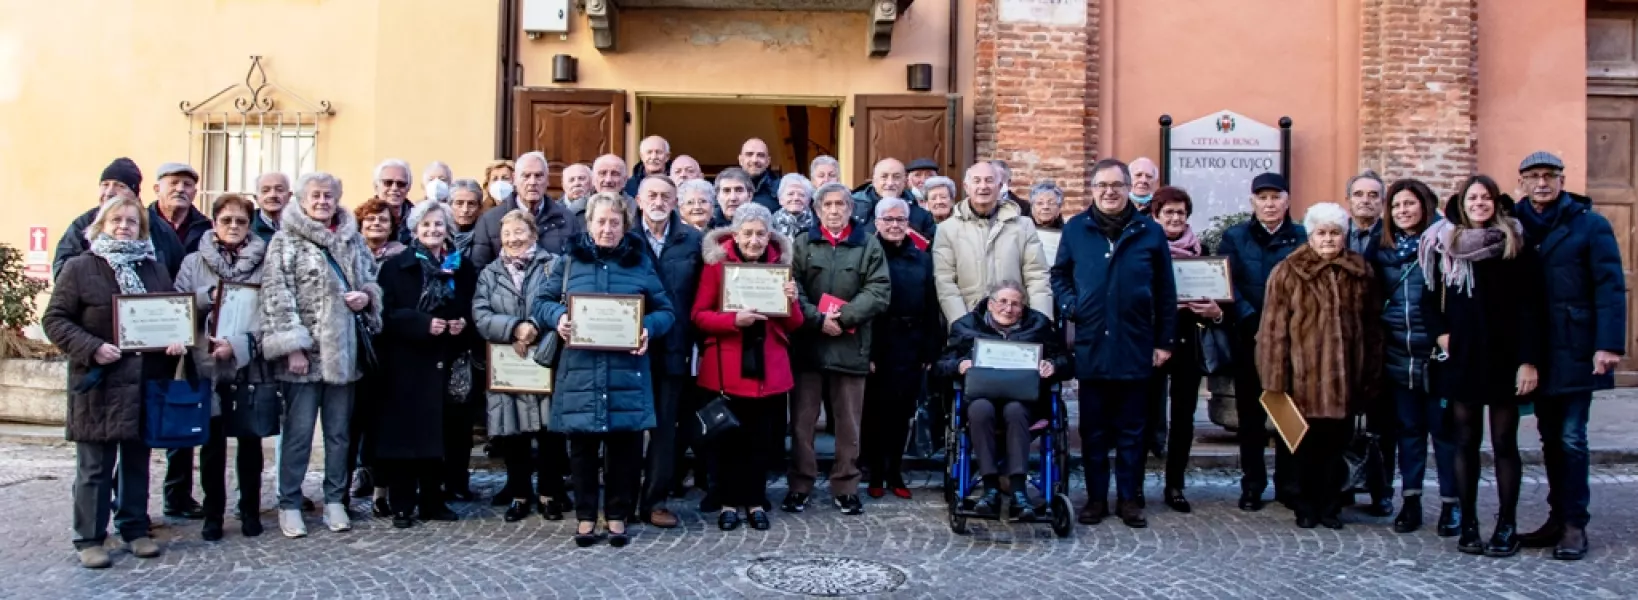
[320,249,378,371]
[220,337,285,438]
[694,344,740,442]
[532,260,572,369]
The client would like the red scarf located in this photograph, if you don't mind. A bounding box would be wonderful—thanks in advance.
[821,223,852,247]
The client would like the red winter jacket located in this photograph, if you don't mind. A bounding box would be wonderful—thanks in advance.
[692,226,805,398]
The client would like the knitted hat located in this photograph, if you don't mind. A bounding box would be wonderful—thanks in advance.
[99,157,142,191]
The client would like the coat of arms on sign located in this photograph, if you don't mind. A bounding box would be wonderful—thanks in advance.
[1216,114,1236,133]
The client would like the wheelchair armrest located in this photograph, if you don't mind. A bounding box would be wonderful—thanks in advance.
[951,381,962,392]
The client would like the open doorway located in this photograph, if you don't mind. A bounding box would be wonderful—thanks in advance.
[638,94,843,180]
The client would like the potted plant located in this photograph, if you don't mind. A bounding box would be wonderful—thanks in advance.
[0,244,56,360]
[1199,212,1249,431]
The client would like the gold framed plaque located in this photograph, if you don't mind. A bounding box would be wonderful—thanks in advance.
[1172,256,1234,303]
[972,339,1042,370]
[567,293,645,351]
[113,293,196,352]
[1259,391,1309,452]
[488,343,554,394]
[210,282,261,338]
[721,264,791,317]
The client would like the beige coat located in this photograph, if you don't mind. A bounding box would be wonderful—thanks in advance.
[931,197,1054,325]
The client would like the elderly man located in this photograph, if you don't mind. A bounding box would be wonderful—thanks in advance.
[854,158,936,242]
[932,161,1053,325]
[1128,157,1160,209]
[469,151,581,269]
[906,158,938,202]
[146,162,213,519]
[1345,170,1385,256]
[1512,151,1627,560]
[991,159,1029,211]
[631,175,704,529]
[53,157,143,278]
[373,159,415,244]
[1052,158,1175,529]
[625,135,673,197]
[593,154,634,198]
[421,161,453,204]
[809,155,841,189]
[253,172,292,242]
[561,163,593,215]
[739,138,780,213]
[669,155,703,184]
[710,168,757,229]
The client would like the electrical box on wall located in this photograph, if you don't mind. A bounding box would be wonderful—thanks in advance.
[522,0,570,37]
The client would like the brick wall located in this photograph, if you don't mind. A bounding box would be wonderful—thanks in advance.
[973,0,1101,215]
[1358,0,1479,186]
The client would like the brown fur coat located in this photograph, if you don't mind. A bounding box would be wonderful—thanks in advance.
[1256,245,1383,419]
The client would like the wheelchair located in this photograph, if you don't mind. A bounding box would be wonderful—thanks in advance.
[943,382,1074,537]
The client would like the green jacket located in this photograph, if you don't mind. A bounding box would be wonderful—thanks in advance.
[791,221,892,375]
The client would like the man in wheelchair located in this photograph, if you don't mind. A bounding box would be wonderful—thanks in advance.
[936,280,1073,519]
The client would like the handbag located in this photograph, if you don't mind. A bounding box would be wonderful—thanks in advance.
[447,350,473,400]
[907,370,936,459]
[143,356,211,449]
[320,249,378,371]
[219,339,284,438]
[533,260,573,370]
[1341,415,1389,494]
[1196,322,1234,375]
[962,366,1041,403]
[694,344,740,442]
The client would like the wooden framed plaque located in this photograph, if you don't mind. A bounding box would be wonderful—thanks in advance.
[1259,391,1309,452]
[972,339,1043,371]
[566,293,645,351]
[113,293,196,352]
[210,282,261,338]
[488,343,554,394]
[721,264,791,317]
[1172,256,1234,303]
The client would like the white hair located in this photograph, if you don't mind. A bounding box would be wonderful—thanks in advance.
[295,172,343,200]
[814,182,853,207]
[810,155,840,175]
[1302,202,1351,233]
[923,175,957,197]
[407,198,455,235]
[373,159,411,182]
[678,179,716,206]
[874,197,910,220]
[256,171,291,188]
[517,152,549,172]
[730,203,774,230]
[641,135,671,154]
[593,154,626,172]
[777,173,814,199]
[423,161,452,180]
[450,178,483,200]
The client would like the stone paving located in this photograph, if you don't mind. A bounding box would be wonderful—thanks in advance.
[0,443,1635,599]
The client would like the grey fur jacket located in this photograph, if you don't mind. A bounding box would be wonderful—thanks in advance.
[259,203,383,385]
[174,232,268,415]
[472,250,557,437]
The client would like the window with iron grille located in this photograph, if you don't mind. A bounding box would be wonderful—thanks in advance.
[181,55,333,206]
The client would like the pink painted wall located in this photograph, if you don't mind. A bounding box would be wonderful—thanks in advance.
[1477,0,1588,194]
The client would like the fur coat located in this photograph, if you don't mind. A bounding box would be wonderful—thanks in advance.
[1255,244,1383,420]
[259,203,383,385]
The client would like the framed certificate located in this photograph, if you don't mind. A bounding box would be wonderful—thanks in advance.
[211,283,261,338]
[1260,391,1309,452]
[1035,228,1062,262]
[567,293,645,351]
[721,264,790,317]
[1172,256,1234,303]
[972,339,1042,370]
[113,293,196,352]
[488,343,554,394]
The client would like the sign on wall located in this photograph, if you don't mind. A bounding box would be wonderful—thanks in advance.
[25,226,48,281]
[1160,110,1289,234]
[999,0,1087,27]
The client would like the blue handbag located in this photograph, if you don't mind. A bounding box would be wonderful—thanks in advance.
[143,356,211,448]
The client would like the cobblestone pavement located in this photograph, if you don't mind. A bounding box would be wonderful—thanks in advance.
[0,443,1635,599]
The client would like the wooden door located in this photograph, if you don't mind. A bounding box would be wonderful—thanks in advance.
[513,88,626,196]
[851,95,963,187]
[1588,4,1638,383]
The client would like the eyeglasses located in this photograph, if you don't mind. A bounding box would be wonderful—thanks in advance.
[878,217,909,225]
[379,179,409,188]
[1521,172,1562,182]
[1092,182,1129,192]
[991,298,1025,309]
[216,216,249,226]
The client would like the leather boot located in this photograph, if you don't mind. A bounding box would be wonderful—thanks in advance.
[1457,517,1484,555]
[1553,524,1588,561]
[1393,496,1422,534]
[1435,502,1461,538]
[1519,518,1564,549]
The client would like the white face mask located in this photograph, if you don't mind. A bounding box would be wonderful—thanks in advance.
[488,180,514,201]
[425,179,451,202]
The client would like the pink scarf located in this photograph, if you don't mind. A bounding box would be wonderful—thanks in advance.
[1167,226,1202,258]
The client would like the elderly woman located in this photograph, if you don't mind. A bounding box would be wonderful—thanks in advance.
[481,159,516,211]
[373,201,478,528]
[1257,202,1383,530]
[172,193,270,541]
[692,204,803,531]
[1421,175,1545,557]
[773,173,815,241]
[678,179,716,231]
[937,280,1071,519]
[345,197,408,512]
[261,172,383,539]
[356,197,407,262]
[450,178,486,257]
[862,198,942,500]
[533,192,675,548]
[44,195,186,568]
[922,176,958,225]
[474,210,572,523]
[1029,180,1066,230]
[1145,187,1224,514]
[1372,179,1460,536]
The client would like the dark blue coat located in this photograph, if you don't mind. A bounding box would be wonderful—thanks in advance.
[1049,210,1177,381]
[148,202,211,278]
[870,235,943,372]
[532,233,676,434]
[749,170,780,215]
[1373,241,1435,392]
[1519,193,1628,395]
[633,212,704,377]
[623,160,672,198]
[1217,218,1307,325]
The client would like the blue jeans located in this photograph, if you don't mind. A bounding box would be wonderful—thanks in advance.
[1535,392,1593,527]
[1078,378,1148,503]
[1394,386,1457,501]
[278,382,355,509]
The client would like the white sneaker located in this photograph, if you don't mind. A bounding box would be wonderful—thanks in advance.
[279,508,308,538]
[323,503,351,532]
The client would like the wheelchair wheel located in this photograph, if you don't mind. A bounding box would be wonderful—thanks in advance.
[1050,494,1074,538]
[943,424,961,506]
[949,508,970,535]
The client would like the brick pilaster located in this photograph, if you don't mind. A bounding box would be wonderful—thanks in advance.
[1359,0,1479,184]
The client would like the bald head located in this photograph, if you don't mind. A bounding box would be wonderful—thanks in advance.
[872,158,907,199]
[562,163,592,201]
[639,136,671,175]
[669,155,702,183]
[1130,157,1159,198]
[593,154,628,195]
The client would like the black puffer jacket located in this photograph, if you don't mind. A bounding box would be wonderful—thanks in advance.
[935,298,1074,397]
[1374,242,1434,392]
[869,235,942,372]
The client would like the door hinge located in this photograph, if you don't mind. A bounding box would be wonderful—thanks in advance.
[625,111,632,124]
[848,116,854,128]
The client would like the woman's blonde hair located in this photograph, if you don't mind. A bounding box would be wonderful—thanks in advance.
[481,159,516,211]
[584,192,632,233]
[85,196,150,242]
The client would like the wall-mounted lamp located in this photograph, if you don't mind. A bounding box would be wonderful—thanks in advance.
[553,54,578,83]
[906,63,933,92]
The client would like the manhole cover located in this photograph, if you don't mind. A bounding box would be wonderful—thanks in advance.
[746,556,908,596]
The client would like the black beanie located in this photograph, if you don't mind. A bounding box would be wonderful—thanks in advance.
[100,157,142,192]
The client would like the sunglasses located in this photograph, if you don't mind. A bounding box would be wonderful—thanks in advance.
[380,179,409,188]
[216,216,249,226]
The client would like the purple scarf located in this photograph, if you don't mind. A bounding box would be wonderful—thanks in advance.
[1417,219,1517,296]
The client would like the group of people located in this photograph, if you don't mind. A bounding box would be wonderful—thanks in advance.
[41,136,1624,569]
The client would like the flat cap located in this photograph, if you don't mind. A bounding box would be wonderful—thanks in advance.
[155,162,200,182]
[905,158,939,173]
[1518,151,1564,173]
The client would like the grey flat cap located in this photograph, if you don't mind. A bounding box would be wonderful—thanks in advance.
[1518,151,1564,173]
[155,162,200,182]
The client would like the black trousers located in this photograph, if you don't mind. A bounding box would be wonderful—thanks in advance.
[346,377,383,496]
[382,458,443,516]
[163,447,196,510]
[713,395,775,510]
[1296,418,1350,519]
[967,398,1031,477]
[640,374,688,513]
[1148,355,1203,491]
[1232,333,1295,497]
[442,401,475,496]
[200,416,264,523]
[499,429,570,501]
[568,432,644,522]
[674,386,714,492]
[862,368,922,486]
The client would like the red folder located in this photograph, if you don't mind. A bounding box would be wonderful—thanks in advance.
[818,293,856,334]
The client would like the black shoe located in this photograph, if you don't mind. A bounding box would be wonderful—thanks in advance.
[834,495,864,516]
[1363,495,1394,518]
[1320,515,1344,530]
[241,515,263,537]
[371,497,393,518]
[351,468,374,498]
[165,502,206,520]
[780,492,809,513]
[503,500,532,523]
[1239,492,1265,512]
[573,521,601,547]
[1296,514,1319,529]
[1484,519,1520,557]
[748,509,771,531]
[607,521,630,548]
[718,510,742,531]
[201,520,224,542]
[540,497,568,522]
[1393,496,1423,534]
[972,489,1002,517]
[1553,525,1588,561]
[419,506,459,522]
[1519,518,1564,549]
[392,512,415,529]
[1117,500,1147,529]
[1164,488,1192,514]
[1078,500,1108,525]
[1436,502,1461,538]
[1457,519,1484,554]
[1011,491,1036,521]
